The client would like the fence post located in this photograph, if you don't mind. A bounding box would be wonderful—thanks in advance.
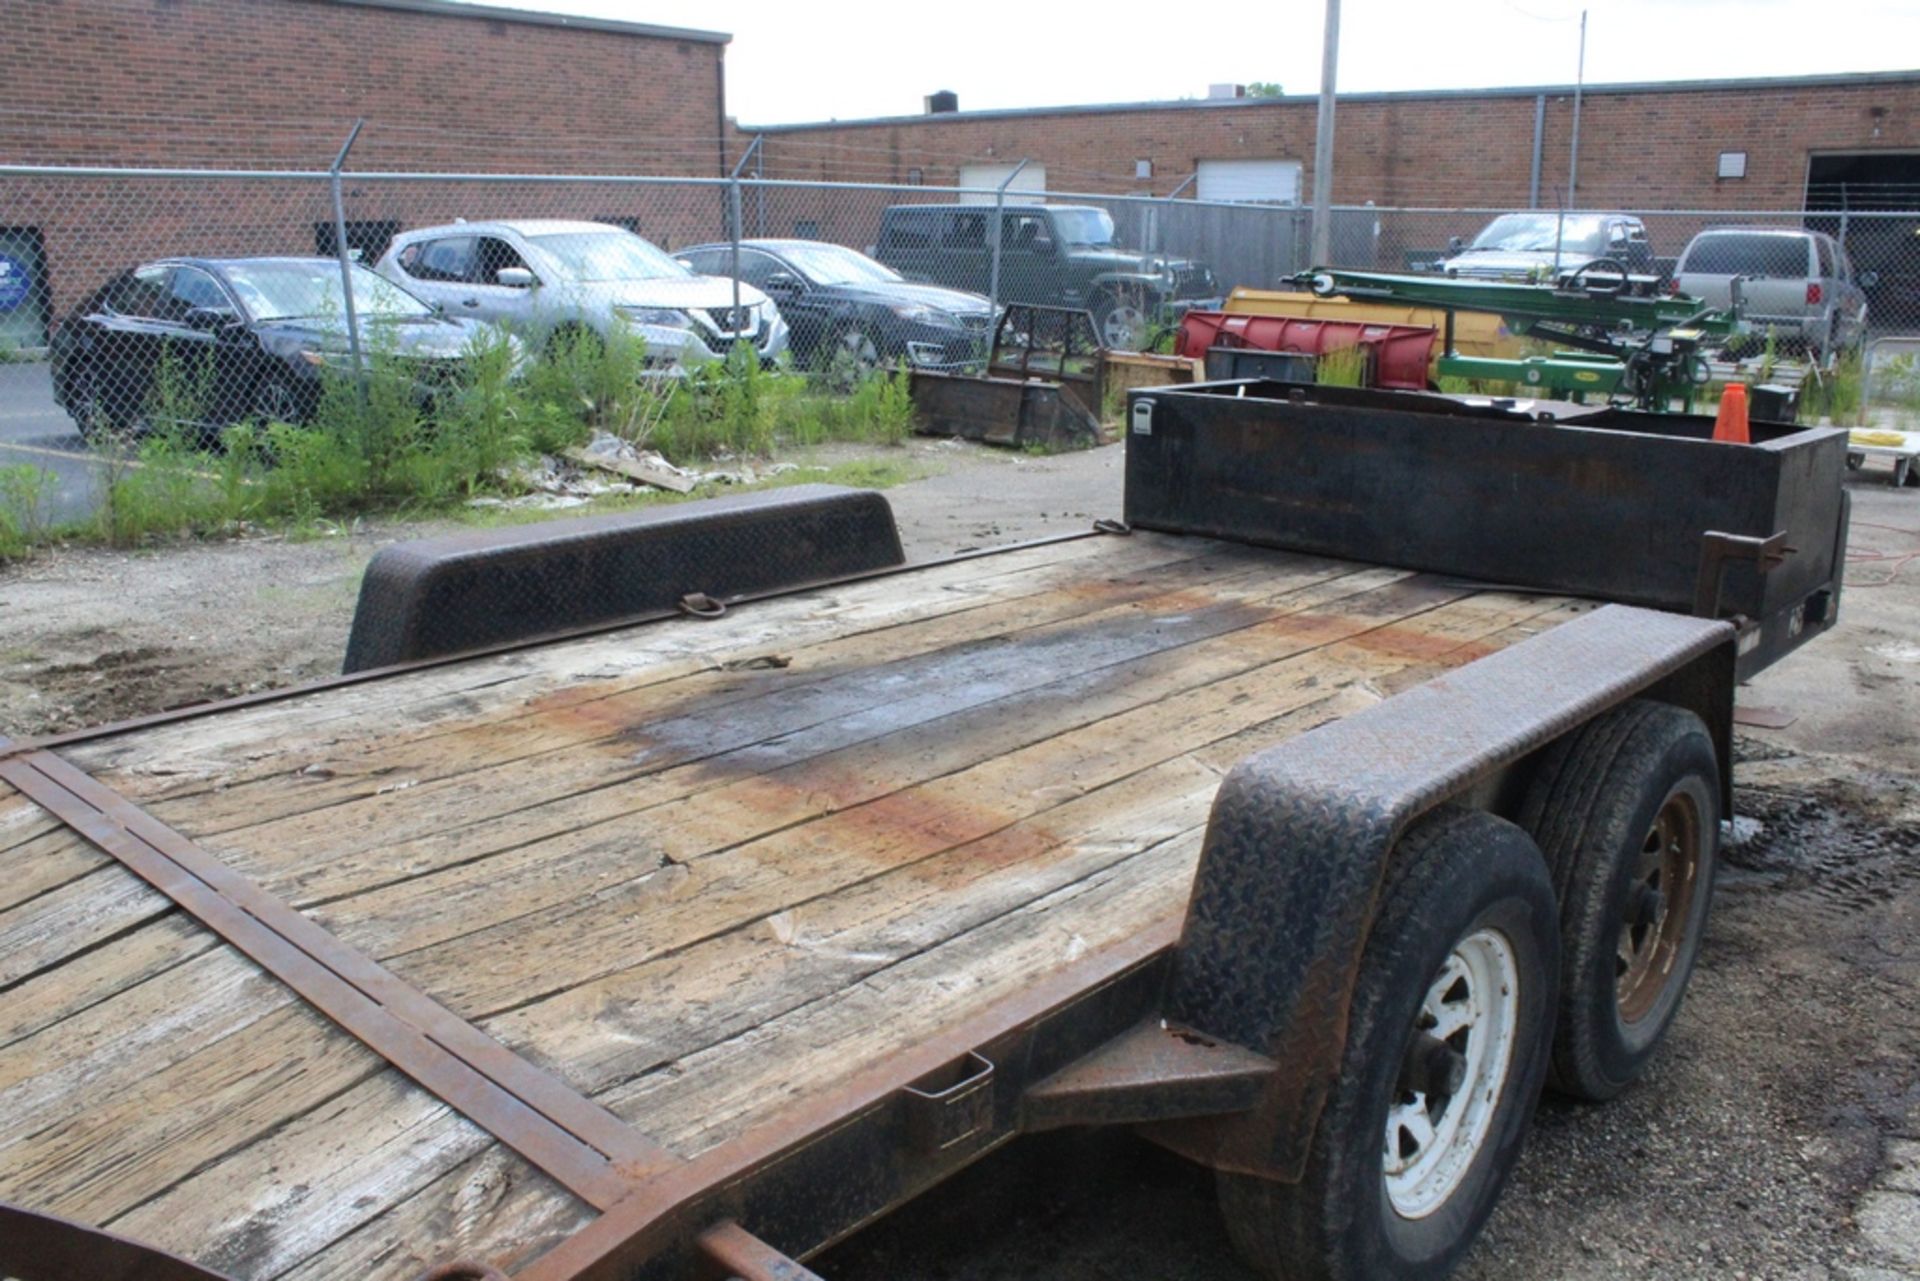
[727,136,764,347]
[327,119,367,408]
[987,160,1030,328]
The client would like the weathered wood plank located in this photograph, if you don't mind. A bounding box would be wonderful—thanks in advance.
[101,1072,586,1281]
[239,555,1379,913]
[69,534,1206,789]
[0,861,171,990]
[0,783,64,856]
[0,824,111,916]
[3,584,1536,1264]
[485,593,1568,1099]
[318,566,1427,968]
[152,543,1309,850]
[0,1003,381,1223]
[277,1143,589,1281]
[0,913,214,1051]
[374,587,1557,1022]
[609,833,1203,1157]
[0,948,292,1144]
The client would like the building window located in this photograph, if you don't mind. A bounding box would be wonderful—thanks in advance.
[794,220,821,238]
[1135,159,1153,180]
[907,168,925,186]
[1717,151,1747,180]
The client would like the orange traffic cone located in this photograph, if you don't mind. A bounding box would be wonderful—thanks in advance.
[1713,383,1750,444]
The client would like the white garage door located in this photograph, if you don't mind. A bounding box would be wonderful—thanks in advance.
[1196,159,1302,204]
[957,163,1048,205]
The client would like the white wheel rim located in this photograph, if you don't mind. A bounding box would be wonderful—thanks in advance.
[840,331,878,369]
[256,383,298,423]
[1383,928,1521,1220]
[1102,307,1145,350]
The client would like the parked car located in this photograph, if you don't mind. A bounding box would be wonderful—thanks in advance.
[1673,227,1870,353]
[871,203,1219,351]
[376,219,787,369]
[1437,212,1656,281]
[49,256,503,438]
[676,239,992,375]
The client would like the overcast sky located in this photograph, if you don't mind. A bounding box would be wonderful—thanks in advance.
[462,0,1919,126]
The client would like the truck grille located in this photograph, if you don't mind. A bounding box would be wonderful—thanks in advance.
[1171,264,1216,299]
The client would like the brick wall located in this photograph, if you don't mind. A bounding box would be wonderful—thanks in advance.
[5,0,727,172]
[2,0,728,323]
[747,75,1920,211]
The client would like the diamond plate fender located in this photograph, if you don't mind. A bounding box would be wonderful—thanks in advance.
[342,484,903,673]
[1152,603,1735,1179]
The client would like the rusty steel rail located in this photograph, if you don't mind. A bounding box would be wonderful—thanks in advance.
[0,744,674,1211]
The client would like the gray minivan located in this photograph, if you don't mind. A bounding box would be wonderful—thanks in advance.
[1673,227,1869,353]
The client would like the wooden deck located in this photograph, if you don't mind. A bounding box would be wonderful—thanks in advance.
[0,531,1587,1280]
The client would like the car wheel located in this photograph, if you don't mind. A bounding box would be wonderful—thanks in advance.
[1517,699,1719,1102]
[822,324,881,387]
[64,363,122,442]
[252,377,308,427]
[1094,291,1151,351]
[1217,806,1558,1281]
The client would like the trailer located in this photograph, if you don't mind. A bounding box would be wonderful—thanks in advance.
[0,381,1849,1281]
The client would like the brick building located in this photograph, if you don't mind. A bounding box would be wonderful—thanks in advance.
[743,71,1920,212]
[734,71,1920,318]
[2,3,1915,346]
[1,0,729,343]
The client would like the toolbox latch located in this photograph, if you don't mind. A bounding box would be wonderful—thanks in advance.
[901,1051,994,1153]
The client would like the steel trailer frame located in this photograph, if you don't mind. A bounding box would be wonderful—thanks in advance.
[1,381,1850,1281]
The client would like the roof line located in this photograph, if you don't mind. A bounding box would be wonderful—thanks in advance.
[744,67,1920,132]
[320,0,730,44]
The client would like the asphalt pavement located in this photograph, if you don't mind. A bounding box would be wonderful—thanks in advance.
[0,360,105,527]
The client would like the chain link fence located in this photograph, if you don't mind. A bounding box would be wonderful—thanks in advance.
[1,161,1917,484]
[0,158,1915,714]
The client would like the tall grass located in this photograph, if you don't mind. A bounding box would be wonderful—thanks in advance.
[1315,345,1368,388]
[0,328,923,558]
[0,465,55,560]
[1796,347,1865,425]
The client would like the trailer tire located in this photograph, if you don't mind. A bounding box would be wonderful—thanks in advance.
[1517,699,1719,1103]
[1217,806,1558,1281]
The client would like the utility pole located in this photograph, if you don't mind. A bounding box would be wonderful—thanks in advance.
[1310,0,1340,266]
[1556,9,1587,275]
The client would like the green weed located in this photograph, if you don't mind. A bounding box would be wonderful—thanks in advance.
[15,330,927,558]
[1797,347,1864,425]
[0,464,56,560]
[1315,345,1368,388]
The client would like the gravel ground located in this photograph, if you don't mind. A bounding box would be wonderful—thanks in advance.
[0,438,1915,1279]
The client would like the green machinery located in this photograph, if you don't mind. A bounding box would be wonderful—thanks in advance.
[1296,265,1742,412]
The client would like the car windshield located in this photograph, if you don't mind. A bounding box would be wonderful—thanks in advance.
[776,243,902,286]
[1050,208,1116,247]
[1467,214,1610,256]
[529,231,690,282]
[1682,233,1811,278]
[222,261,433,321]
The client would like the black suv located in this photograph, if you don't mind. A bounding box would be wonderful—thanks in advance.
[873,203,1220,350]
